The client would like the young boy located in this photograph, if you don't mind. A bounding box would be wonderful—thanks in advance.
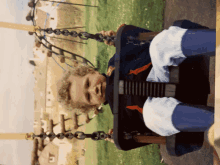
[56,21,215,145]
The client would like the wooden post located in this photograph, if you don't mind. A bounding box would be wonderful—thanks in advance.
[31,138,38,165]
[60,114,65,134]
[49,119,54,133]
[73,113,79,130]
[48,119,55,142]
[38,128,44,151]
[0,22,40,32]
[59,50,65,63]
[47,44,52,57]
[0,132,33,140]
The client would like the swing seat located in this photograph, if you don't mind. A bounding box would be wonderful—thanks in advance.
[113,20,213,157]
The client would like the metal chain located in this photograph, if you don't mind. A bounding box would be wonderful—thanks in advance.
[39,28,150,46]
[38,28,116,43]
[32,131,113,141]
[33,130,153,141]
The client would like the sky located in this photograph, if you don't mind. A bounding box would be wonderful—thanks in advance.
[0,0,35,164]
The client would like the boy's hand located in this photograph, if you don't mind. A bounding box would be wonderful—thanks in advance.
[108,128,113,134]
[99,30,116,46]
[104,128,114,143]
[99,24,126,47]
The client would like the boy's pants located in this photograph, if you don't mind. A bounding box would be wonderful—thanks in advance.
[143,26,216,136]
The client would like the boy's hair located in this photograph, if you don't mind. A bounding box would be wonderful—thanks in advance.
[57,62,98,114]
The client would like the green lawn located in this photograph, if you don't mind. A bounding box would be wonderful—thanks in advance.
[84,0,167,164]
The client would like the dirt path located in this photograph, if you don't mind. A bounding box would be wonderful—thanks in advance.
[161,0,216,165]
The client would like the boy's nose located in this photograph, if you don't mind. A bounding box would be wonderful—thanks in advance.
[96,84,102,95]
[89,84,101,95]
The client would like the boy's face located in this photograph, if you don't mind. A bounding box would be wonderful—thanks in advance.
[68,71,107,107]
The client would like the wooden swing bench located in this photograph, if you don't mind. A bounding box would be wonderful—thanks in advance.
[113,20,214,157]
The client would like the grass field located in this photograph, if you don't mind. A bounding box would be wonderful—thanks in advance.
[84,0,167,164]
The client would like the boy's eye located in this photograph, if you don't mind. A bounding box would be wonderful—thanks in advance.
[87,93,90,102]
[87,79,90,87]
